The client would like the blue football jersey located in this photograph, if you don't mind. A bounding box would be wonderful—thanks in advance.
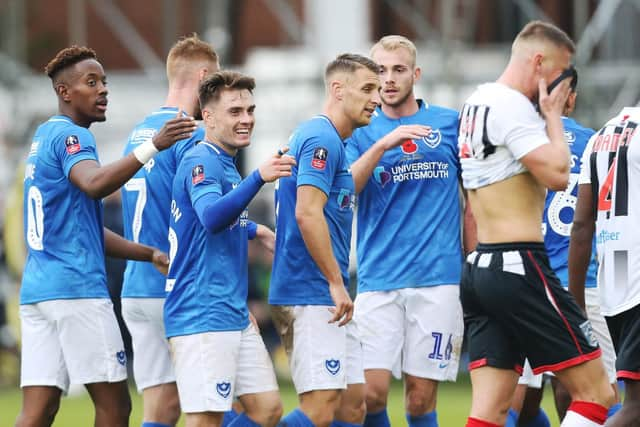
[21,115,108,304]
[164,142,250,337]
[345,101,463,293]
[543,117,598,287]
[121,107,203,298]
[269,115,356,305]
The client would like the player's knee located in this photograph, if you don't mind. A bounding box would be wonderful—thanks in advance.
[405,379,437,415]
[158,392,181,425]
[16,397,61,427]
[365,385,389,413]
[246,395,283,427]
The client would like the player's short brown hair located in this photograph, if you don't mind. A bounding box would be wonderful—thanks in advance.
[325,53,379,81]
[514,21,575,54]
[44,46,98,80]
[198,70,255,108]
[167,33,219,80]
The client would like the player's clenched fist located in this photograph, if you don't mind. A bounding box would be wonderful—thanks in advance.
[258,146,297,182]
[328,282,354,326]
[151,249,170,276]
[151,110,198,150]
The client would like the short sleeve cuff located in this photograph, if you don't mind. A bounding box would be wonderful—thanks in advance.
[297,174,330,197]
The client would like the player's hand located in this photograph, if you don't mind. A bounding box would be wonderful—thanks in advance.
[248,311,260,333]
[538,78,571,120]
[151,110,198,151]
[379,125,432,151]
[258,147,297,183]
[151,249,170,275]
[328,282,353,326]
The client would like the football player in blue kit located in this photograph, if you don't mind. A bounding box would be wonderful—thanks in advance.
[345,35,467,427]
[120,34,219,427]
[164,70,295,427]
[17,46,196,427]
[270,54,380,427]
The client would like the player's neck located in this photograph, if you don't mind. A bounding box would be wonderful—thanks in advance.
[164,85,197,116]
[322,105,353,140]
[381,94,420,119]
[58,106,92,128]
[206,136,238,157]
[497,66,535,101]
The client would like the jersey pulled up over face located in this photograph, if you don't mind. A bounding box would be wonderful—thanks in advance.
[458,83,550,190]
[579,107,640,316]
[543,117,597,287]
[346,101,462,292]
[121,107,203,298]
[21,115,108,304]
[164,142,250,337]
[269,116,356,305]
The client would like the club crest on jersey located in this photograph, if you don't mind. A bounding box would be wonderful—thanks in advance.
[312,147,328,170]
[192,164,205,184]
[325,359,341,375]
[216,381,231,398]
[65,135,81,154]
[422,129,442,148]
[373,166,391,187]
[564,130,576,143]
[116,350,127,366]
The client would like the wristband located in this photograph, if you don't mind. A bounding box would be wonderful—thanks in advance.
[133,140,159,164]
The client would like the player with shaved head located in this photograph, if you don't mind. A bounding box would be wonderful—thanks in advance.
[458,21,615,427]
[17,46,196,427]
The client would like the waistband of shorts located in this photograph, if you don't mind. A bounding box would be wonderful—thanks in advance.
[475,242,546,252]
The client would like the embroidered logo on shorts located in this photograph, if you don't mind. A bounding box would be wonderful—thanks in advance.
[216,381,231,398]
[325,359,341,375]
[311,147,328,170]
[579,320,598,348]
[116,350,127,366]
[65,135,81,154]
[192,164,205,185]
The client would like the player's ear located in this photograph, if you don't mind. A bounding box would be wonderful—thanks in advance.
[413,66,422,82]
[330,80,344,101]
[55,82,70,102]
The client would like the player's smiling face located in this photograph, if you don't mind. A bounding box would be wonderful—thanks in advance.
[203,88,255,154]
[60,59,108,127]
[343,67,381,128]
[373,47,419,108]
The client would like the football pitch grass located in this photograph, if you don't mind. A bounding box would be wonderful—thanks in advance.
[0,376,564,426]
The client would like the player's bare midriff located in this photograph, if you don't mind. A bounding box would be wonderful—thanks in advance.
[467,172,547,244]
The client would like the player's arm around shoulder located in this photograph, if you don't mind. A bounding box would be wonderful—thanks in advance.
[349,124,431,193]
[104,227,169,274]
[519,79,573,191]
[69,112,197,199]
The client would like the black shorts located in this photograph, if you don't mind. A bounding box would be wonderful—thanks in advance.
[460,242,601,374]
[606,303,640,381]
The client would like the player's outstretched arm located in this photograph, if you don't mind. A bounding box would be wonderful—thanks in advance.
[104,228,169,274]
[296,185,353,326]
[350,125,431,193]
[69,114,197,199]
[568,183,596,311]
[194,148,295,233]
[520,79,572,191]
